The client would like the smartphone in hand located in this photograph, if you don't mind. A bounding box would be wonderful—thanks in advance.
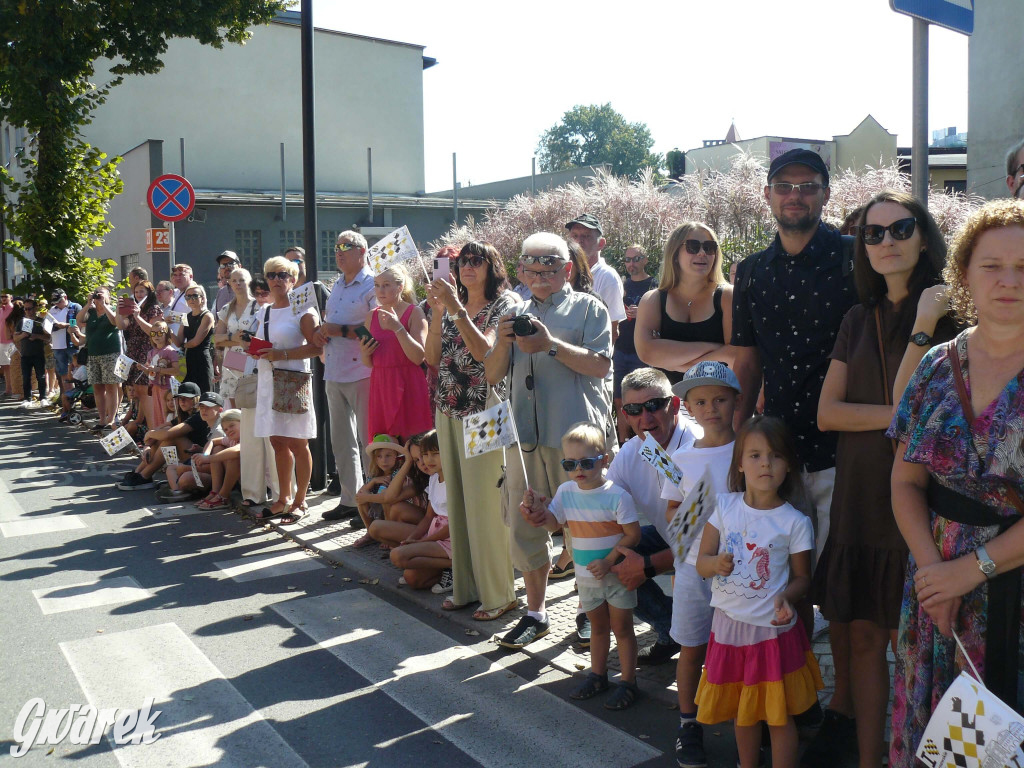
[433,257,450,282]
[353,325,375,343]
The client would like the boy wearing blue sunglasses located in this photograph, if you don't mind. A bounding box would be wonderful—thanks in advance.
[520,421,642,710]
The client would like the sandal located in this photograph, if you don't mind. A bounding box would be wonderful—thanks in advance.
[473,600,519,621]
[603,681,640,710]
[253,501,289,520]
[351,534,375,548]
[569,672,609,700]
[279,501,306,525]
[196,492,219,507]
[240,499,261,508]
[197,494,230,510]
[441,598,470,612]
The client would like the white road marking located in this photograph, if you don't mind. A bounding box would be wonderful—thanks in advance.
[60,622,309,768]
[213,550,325,583]
[273,591,661,768]
[33,576,152,615]
[0,516,86,537]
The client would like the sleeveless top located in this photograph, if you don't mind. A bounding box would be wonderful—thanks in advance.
[657,286,725,383]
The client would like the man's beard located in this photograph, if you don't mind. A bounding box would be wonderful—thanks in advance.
[775,210,819,234]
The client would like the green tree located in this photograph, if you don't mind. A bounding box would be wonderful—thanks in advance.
[0,0,288,296]
[537,103,662,179]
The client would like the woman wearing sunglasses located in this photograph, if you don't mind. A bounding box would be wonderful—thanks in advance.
[815,190,953,768]
[115,280,163,431]
[250,256,323,523]
[424,241,520,620]
[634,222,733,385]
[212,267,254,407]
[170,283,215,396]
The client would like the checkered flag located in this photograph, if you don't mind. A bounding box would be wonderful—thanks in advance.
[665,465,717,562]
[917,670,1024,768]
[464,399,516,459]
[366,225,424,276]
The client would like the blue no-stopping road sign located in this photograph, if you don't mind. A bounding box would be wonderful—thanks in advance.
[890,0,973,35]
[147,174,196,223]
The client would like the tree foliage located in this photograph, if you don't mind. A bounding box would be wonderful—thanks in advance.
[537,103,662,179]
[0,0,288,296]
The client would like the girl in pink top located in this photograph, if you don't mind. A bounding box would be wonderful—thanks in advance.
[360,263,433,440]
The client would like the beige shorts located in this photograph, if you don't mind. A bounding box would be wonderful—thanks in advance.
[578,573,637,612]
[502,443,568,573]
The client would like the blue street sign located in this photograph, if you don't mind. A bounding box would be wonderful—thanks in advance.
[147,174,195,223]
[890,0,973,35]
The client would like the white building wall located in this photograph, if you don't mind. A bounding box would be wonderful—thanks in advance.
[967,0,1023,198]
[85,22,426,195]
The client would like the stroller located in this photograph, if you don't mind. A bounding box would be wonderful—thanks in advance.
[64,363,95,426]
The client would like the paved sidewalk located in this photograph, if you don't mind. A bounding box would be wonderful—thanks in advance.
[244,493,846,709]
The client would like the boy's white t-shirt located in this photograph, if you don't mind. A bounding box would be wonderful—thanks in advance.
[548,479,639,584]
[707,492,814,628]
[661,441,734,566]
[427,475,448,518]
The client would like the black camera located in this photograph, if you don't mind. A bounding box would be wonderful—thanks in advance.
[512,314,538,336]
[238,330,253,343]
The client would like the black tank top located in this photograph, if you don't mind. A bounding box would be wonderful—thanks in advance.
[657,286,725,383]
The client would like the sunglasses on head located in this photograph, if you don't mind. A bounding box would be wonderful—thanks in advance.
[768,181,824,196]
[457,254,486,268]
[683,240,717,256]
[519,253,563,266]
[560,455,604,472]
[265,272,292,281]
[621,396,672,416]
[860,217,917,245]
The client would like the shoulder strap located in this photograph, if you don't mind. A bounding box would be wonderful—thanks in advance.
[712,285,723,313]
[737,252,764,296]
[840,234,856,277]
[262,306,271,342]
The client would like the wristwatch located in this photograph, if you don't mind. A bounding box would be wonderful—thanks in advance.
[548,343,558,357]
[643,555,656,580]
[910,331,932,347]
[454,307,469,321]
[975,545,997,579]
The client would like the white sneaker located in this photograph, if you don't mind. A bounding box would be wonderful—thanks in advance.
[22,399,40,410]
[431,569,454,594]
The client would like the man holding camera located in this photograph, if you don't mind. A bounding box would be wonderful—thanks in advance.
[485,232,612,649]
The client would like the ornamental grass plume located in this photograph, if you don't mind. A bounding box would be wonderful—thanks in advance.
[431,151,982,287]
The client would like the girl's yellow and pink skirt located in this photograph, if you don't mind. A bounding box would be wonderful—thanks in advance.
[695,609,823,726]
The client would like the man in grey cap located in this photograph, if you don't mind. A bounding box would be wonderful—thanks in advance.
[565,214,626,340]
[731,147,858,759]
[213,250,239,315]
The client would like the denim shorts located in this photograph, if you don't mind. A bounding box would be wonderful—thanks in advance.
[54,348,75,377]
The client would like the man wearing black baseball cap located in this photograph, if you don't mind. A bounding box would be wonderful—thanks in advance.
[731,147,858,758]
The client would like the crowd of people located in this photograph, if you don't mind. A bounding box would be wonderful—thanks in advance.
[2,146,1024,768]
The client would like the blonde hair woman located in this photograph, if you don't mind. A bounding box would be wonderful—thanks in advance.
[361,262,433,440]
[634,222,734,383]
[213,267,254,405]
[250,255,323,524]
[170,282,215,395]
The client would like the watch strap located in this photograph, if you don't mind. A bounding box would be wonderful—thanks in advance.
[643,555,656,580]
[975,544,996,579]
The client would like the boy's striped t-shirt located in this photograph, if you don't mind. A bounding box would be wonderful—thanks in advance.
[548,480,639,583]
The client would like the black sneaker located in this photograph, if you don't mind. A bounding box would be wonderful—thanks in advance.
[497,615,550,649]
[675,721,707,768]
[431,569,453,594]
[637,640,681,666]
[576,614,591,648]
[800,709,857,766]
[322,503,358,521]
[794,699,826,739]
[117,473,155,490]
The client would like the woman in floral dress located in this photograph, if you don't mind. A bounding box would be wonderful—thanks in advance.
[888,199,1024,766]
[424,242,520,620]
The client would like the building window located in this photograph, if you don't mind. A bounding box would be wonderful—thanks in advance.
[279,230,304,256]
[319,230,339,274]
[944,180,966,195]
[121,253,140,282]
[235,229,263,274]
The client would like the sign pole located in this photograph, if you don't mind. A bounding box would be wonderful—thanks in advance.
[912,17,930,208]
[168,220,176,271]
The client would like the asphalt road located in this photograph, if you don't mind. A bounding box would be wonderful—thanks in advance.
[0,401,719,768]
